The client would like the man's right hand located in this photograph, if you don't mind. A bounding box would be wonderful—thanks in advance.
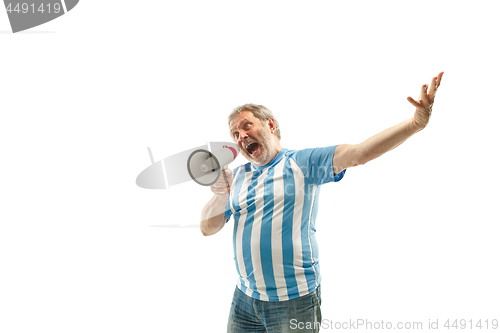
[210,168,233,196]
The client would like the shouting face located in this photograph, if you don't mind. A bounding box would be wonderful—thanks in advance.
[229,110,281,167]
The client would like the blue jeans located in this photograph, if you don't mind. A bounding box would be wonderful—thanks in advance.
[227,285,322,333]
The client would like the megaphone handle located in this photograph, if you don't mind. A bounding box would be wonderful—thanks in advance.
[222,167,230,193]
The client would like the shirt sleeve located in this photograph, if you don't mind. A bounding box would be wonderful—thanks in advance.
[293,145,346,186]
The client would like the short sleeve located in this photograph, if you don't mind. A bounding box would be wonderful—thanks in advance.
[293,145,346,186]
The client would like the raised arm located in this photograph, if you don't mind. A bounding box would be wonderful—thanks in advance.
[333,72,444,174]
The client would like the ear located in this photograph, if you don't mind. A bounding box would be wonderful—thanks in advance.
[267,118,276,133]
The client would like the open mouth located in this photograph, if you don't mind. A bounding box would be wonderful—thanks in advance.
[245,142,259,156]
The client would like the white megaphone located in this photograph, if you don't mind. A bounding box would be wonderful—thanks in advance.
[136,142,239,189]
[187,145,239,186]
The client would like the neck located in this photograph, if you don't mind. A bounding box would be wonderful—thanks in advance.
[268,138,283,162]
[274,136,283,151]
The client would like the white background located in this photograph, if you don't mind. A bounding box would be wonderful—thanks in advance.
[1,1,499,332]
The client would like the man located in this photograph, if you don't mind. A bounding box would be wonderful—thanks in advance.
[201,72,444,333]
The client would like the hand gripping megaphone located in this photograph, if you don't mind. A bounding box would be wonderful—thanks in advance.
[187,145,238,187]
[136,142,239,189]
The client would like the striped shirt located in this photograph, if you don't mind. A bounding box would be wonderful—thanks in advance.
[224,146,346,302]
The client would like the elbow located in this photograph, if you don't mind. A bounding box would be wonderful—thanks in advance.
[200,218,222,236]
[200,220,212,236]
[201,228,212,237]
[335,144,369,171]
[353,144,377,167]
[200,213,226,236]
[355,156,369,167]
[349,145,369,167]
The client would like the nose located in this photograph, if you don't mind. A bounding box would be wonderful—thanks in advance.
[237,131,249,145]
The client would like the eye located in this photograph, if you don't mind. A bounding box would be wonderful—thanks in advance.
[233,132,239,139]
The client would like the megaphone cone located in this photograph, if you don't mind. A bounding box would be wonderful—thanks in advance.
[187,146,238,186]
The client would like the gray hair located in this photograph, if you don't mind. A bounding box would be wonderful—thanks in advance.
[228,103,281,139]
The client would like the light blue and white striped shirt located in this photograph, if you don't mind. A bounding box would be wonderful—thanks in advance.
[224,146,345,302]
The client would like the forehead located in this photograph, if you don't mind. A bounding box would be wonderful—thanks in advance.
[229,110,259,131]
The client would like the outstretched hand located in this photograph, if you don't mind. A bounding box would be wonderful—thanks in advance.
[407,72,444,130]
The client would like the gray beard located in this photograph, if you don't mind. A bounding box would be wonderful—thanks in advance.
[247,130,276,167]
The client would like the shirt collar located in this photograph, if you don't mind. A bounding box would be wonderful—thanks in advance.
[251,148,287,172]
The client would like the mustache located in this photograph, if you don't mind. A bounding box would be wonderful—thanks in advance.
[242,138,258,148]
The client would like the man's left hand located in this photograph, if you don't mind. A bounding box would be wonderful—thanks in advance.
[407,72,444,131]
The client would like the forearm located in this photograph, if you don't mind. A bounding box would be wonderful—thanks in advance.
[356,118,420,165]
[200,194,228,236]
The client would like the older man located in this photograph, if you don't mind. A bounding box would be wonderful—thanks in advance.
[201,72,444,333]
